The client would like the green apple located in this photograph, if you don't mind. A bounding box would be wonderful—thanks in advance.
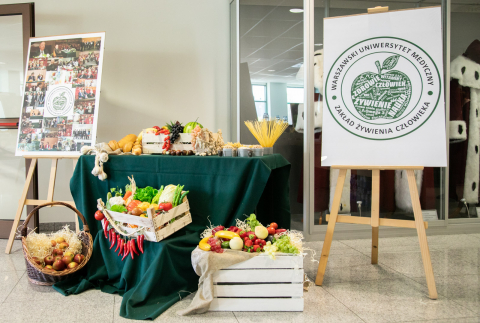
[351,54,412,121]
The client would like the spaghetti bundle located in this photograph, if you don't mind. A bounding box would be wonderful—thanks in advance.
[244,119,289,147]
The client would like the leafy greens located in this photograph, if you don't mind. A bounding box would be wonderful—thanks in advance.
[133,186,158,203]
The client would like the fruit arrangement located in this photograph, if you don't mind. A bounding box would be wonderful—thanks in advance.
[25,225,86,271]
[95,176,190,259]
[198,214,303,259]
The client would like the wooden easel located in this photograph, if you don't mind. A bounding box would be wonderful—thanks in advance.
[5,155,79,254]
[315,166,437,299]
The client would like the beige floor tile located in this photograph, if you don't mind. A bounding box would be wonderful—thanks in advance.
[233,285,364,323]
[411,274,480,314]
[113,293,238,322]
[399,317,480,323]
[324,277,475,323]
[0,254,27,272]
[0,270,24,302]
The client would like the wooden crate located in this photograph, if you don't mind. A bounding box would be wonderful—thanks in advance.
[102,196,192,242]
[209,254,304,312]
[142,133,193,154]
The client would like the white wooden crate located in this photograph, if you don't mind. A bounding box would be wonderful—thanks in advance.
[102,196,192,242]
[209,253,304,312]
[142,131,220,154]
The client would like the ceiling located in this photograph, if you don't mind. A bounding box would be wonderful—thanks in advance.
[239,0,480,85]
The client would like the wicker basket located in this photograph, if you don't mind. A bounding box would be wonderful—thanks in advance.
[20,202,93,286]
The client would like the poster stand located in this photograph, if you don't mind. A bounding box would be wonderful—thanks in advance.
[315,166,438,299]
[5,155,79,254]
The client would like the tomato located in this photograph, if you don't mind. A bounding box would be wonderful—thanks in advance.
[267,226,276,235]
[270,222,278,230]
[94,210,104,221]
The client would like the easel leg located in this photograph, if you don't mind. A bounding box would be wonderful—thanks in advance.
[73,158,79,233]
[315,168,347,286]
[46,158,58,205]
[371,169,380,264]
[406,170,438,299]
[5,158,38,254]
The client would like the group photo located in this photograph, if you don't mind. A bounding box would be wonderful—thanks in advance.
[24,90,45,108]
[28,58,47,70]
[26,70,46,83]
[75,87,96,100]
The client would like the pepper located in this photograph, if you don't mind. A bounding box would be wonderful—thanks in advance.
[123,191,132,201]
[138,235,144,254]
[118,239,124,256]
[131,238,139,256]
[114,234,121,252]
[109,229,116,249]
[130,240,135,259]
[104,220,109,239]
[121,240,129,261]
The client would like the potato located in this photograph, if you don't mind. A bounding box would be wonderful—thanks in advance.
[118,134,137,148]
[123,142,133,153]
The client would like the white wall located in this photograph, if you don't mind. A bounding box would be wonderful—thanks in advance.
[2,0,231,222]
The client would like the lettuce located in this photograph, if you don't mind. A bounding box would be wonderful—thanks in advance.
[133,186,158,203]
[110,204,127,213]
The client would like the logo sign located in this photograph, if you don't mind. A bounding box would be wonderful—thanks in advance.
[325,37,441,140]
[45,86,74,116]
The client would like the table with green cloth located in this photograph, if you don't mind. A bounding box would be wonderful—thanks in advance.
[54,154,291,320]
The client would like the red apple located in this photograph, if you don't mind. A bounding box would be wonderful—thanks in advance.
[67,262,78,269]
[51,240,57,247]
[64,251,74,258]
[54,256,63,263]
[44,255,54,266]
[59,242,69,250]
[53,249,63,256]
[31,257,43,266]
[62,255,73,266]
[52,260,65,271]
[73,254,85,264]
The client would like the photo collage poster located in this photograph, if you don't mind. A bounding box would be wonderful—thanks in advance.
[15,32,105,156]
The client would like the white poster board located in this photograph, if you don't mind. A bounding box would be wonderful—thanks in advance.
[15,32,105,156]
[322,7,446,167]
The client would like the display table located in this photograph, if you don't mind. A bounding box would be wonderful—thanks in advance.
[53,154,291,320]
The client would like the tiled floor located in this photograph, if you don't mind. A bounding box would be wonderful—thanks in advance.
[1,234,480,322]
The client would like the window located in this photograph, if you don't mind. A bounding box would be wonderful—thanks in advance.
[252,84,266,120]
[287,87,304,104]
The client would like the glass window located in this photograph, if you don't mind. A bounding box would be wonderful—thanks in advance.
[252,84,267,119]
[287,87,304,104]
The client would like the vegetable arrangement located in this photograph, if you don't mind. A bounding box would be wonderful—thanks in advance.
[198,214,303,259]
[95,176,190,261]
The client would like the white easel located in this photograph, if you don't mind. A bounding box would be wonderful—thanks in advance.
[5,155,79,254]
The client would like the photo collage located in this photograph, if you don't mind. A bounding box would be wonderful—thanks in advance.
[17,35,103,153]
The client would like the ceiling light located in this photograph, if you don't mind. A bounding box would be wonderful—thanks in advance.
[268,70,275,72]
[315,43,323,46]
[290,8,304,13]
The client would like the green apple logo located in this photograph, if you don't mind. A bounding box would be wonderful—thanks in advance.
[351,55,412,120]
[52,92,67,111]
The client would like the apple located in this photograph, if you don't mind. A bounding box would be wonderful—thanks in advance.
[44,265,54,271]
[67,262,78,269]
[31,257,43,266]
[51,240,57,247]
[59,242,69,250]
[62,255,73,266]
[64,251,74,258]
[351,54,411,121]
[55,237,65,244]
[52,259,65,271]
[44,255,54,266]
[53,249,63,256]
[54,256,63,263]
[73,254,85,264]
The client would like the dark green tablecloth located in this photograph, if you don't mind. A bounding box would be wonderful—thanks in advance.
[54,154,291,320]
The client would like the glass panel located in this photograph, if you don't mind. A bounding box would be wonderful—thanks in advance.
[252,84,266,101]
[448,5,480,219]
[0,15,27,221]
[287,87,304,103]
[239,0,305,229]
[0,15,24,117]
[254,101,266,120]
[315,0,444,226]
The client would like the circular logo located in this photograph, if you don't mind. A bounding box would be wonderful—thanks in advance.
[325,37,441,140]
[45,86,74,116]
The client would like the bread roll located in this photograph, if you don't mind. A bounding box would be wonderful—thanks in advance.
[118,134,137,148]
[123,142,133,153]
[108,140,119,151]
